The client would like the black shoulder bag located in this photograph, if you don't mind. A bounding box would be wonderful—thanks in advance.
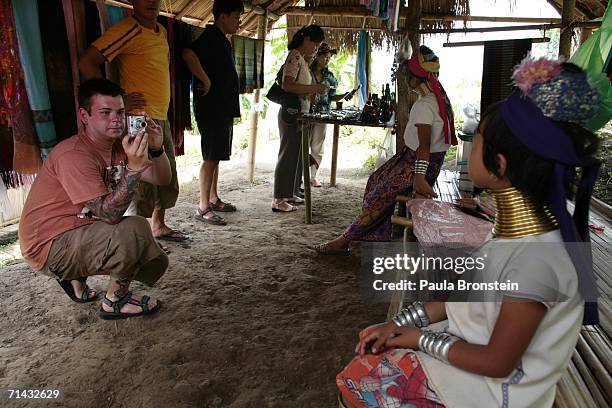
[266,64,301,108]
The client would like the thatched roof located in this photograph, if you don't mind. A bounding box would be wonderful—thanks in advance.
[102,0,608,51]
[283,0,470,52]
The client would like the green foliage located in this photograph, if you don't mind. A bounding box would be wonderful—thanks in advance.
[239,137,249,150]
[259,28,289,120]
[328,52,357,91]
[445,145,457,162]
[363,154,377,171]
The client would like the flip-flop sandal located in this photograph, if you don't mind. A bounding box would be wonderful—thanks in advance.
[155,230,190,242]
[313,243,351,256]
[195,207,227,225]
[156,241,173,254]
[98,291,161,320]
[209,199,237,212]
[57,278,98,303]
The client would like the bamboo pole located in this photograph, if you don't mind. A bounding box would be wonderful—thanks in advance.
[559,0,576,58]
[283,21,600,33]
[246,14,267,183]
[444,37,550,47]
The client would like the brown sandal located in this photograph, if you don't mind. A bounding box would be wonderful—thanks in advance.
[195,207,227,226]
[209,199,237,212]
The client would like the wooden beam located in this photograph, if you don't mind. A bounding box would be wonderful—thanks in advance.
[559,0,576,58]
[283,21,600,33]
[284,5,383,17]
[414,20,599,34]
[284,6,561,24]
[443,37,550,47]
[422,14,562,24]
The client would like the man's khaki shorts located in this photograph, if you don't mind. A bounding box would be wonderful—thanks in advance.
[42,216,168,286]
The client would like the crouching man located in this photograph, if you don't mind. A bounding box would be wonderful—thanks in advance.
[19,78,171,320]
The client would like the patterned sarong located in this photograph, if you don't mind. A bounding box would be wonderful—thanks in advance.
[337,349,444,408]
[343,147,446,242]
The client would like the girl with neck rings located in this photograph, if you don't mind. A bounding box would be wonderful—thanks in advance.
[336,57,601,408]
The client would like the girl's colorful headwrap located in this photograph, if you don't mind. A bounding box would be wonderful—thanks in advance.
[408,47,457,145]
[500,56,602,324]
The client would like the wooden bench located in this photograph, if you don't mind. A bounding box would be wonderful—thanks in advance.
[388,171,612,407]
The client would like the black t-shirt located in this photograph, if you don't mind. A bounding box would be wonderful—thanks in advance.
[188,25,240,120]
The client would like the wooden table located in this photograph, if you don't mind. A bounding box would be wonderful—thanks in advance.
[298,113,393,224]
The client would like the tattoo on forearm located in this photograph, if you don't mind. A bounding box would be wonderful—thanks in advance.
[84,171,141,224]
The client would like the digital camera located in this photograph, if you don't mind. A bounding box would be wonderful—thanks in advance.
[127,115,147,138]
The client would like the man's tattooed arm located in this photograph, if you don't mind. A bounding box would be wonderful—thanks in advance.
[83,171,142,224]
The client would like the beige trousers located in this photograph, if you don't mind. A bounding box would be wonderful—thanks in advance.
[42,216,168,286]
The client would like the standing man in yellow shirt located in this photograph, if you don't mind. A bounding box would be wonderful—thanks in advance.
[79,0,188,242]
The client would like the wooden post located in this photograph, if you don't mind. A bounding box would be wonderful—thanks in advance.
[559,0,576,59]
[247,14,267,182]
[396,0,421,151]
[62,0,86,122]
[330,124,340,187]
[302,122,312,224]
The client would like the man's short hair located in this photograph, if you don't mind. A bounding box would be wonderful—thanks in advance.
[78,78,124,113]
[213,0,244,20]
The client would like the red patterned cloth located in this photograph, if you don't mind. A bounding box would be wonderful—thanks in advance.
[0,0,40,174]
[337,349,444,408]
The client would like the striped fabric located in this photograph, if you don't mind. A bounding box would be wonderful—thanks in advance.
[11,0,57,160]
[97,23,142,60]
[232,35,265,94]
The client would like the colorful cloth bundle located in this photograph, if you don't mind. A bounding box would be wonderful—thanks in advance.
[0,0,40,175]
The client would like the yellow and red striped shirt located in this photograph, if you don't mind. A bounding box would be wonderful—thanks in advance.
[92,17,170,120]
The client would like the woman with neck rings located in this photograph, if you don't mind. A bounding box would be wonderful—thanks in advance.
[315,45,457,254]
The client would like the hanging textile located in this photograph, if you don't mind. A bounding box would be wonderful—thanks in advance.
[389,0,401,32]
[356,31,371,108]
[480,39,532,115]
[107,4,126,25]
[368,0,381,17]
[244,36,255,91]
[232,35,265,94]
[0,0,39,224]
[163,17,192,156]
[569,2,611,131]
[233,35,247,93]
[254,37,265,89]
[0,0,40,175]
[12,0,57,160]
[38,0,77,142]
[379,0,389,20]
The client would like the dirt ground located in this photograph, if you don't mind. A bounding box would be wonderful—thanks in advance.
[0,160,390,408]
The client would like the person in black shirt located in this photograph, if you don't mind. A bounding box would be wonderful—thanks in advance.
[182,0,243,225]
